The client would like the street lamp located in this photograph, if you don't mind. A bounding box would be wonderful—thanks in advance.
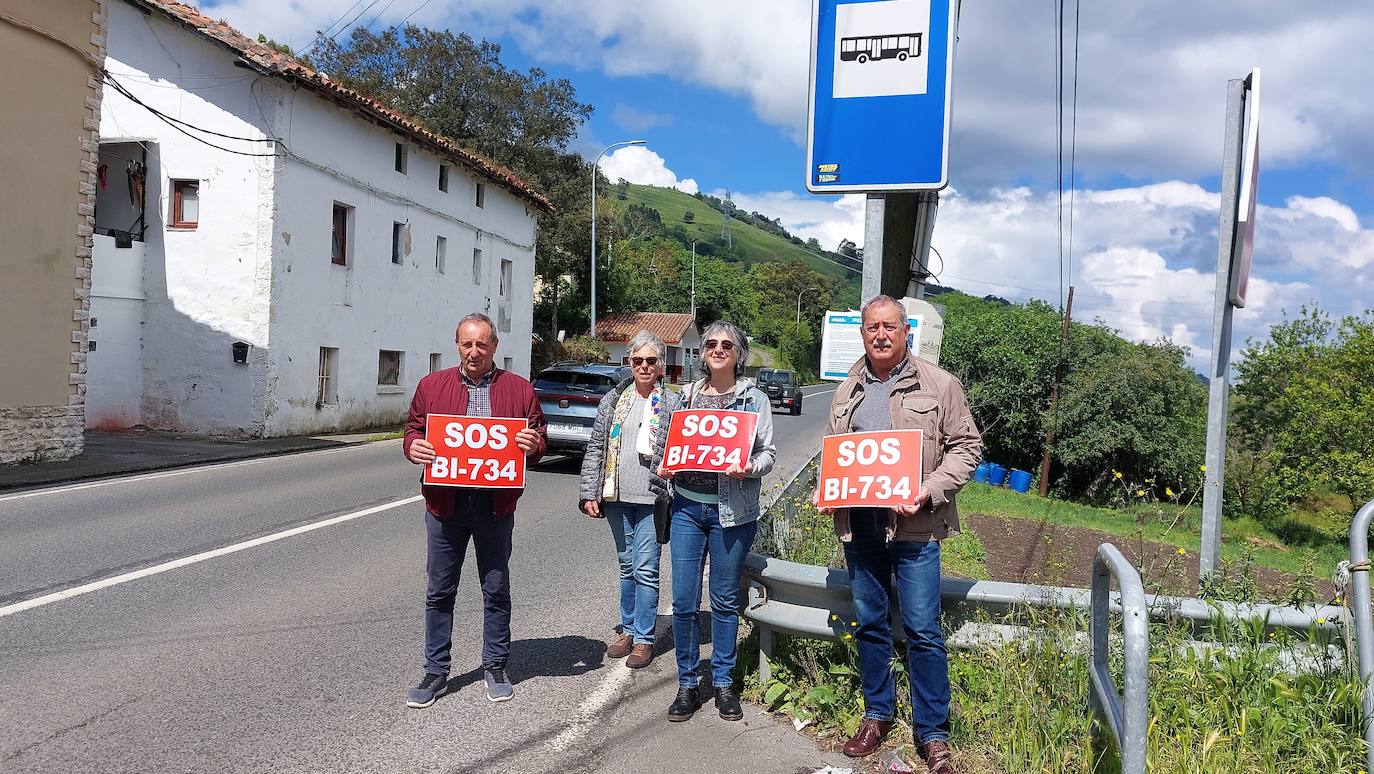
[797,286,821,326]
[590,139,645,335]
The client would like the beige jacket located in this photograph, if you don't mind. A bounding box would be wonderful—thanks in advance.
[827,352,982,542]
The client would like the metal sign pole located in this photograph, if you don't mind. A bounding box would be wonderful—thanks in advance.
[862,193,886,302]
[1200,78,1248,584]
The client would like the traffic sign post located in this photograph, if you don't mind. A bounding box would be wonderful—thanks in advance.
[1200,68,1261,587]
[806,0,959,192]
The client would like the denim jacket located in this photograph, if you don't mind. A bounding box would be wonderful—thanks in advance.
[650,377,777,527]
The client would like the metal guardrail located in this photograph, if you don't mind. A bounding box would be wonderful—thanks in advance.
[1347,498,1374,774]
[1089,543,1149,774]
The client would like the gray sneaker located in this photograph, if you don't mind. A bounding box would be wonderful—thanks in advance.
[484,664,514,702]
[406,673,448,709]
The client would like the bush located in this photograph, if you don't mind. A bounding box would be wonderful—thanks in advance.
[561,335,608,364]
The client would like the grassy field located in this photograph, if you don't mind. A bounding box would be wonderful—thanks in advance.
[960,483,1345,579]
[622,184,863,308]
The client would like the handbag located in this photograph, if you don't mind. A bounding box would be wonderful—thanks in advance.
[653,495,672,544]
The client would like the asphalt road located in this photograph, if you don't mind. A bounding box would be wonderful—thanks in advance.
[0,384,847,774]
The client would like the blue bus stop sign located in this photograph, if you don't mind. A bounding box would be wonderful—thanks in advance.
[806,0,958,192]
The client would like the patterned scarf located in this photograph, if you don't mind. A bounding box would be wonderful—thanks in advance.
[601,383,664,499]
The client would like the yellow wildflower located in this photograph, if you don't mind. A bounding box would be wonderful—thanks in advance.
[1200,464,1207,472]
[850,621,858,628]
[1165,487,1175,498]
[1113,470,1123,480]
[1136,489,1146,497]
[843,633,853,641]
[830,614,839,622]
[1176,548,1186,556]
[1317,618,1327,625]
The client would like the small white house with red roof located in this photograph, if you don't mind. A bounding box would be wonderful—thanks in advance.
[595,312,701,383]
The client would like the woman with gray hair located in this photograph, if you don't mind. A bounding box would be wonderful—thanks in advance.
[578,330,682,669]
[653,320,776,722]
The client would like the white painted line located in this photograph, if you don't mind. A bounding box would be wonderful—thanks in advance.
[0,441,397,504]
[0,494,422,618]
[547,660,637,751]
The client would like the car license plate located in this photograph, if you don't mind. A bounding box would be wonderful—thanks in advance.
[548,423,585,436]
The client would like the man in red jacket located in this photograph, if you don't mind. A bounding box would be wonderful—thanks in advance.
[402,312,547,708]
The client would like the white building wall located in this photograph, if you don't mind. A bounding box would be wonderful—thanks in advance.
[100,3,275,435]
[259,82,539,436]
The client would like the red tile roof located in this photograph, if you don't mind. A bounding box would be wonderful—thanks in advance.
[596,312,698,345]
[126,0,553,213]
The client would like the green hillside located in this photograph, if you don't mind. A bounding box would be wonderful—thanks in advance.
[622,183,862,305]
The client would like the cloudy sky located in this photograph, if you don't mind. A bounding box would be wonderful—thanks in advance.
[204,0,1373,366]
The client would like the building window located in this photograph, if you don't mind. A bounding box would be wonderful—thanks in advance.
[472,247,483,285]
[171,180,199,228]
[429,353,443,373]
[317,347,338,406]
[378,349,403,386]
[439,164,449,192]
[499,259,513,299]
[331,203,351,265]
[391,222,406,265]
[435,235,446,274]
[474,182,485,209]
[394,142,408,174]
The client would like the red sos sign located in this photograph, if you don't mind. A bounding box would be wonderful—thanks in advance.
[662,409,759,473]
[817,429,923,509]
[422,414,528,488]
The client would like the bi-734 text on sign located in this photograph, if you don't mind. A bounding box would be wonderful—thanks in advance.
[661,409,759,474]
[423,414,528,488]
[817,429,923,509]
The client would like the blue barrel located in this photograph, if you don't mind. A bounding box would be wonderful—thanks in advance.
[973,462,990,484]
[987,463,1008,487]
[1009,469,1033,493]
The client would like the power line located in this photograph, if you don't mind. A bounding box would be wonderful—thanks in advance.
[103,71,284,158]
[395,0,434,29]
[298,0,385,58]
[1067,0,1081,295]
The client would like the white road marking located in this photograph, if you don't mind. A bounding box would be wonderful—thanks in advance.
[0,495,422,618]
[0,441,398,504]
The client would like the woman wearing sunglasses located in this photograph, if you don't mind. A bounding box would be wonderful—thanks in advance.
[578,330,682,669]
[653,320,776,722]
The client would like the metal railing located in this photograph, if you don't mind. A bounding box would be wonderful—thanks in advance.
[1347,498,1374,774]
[1090,543,1149,774]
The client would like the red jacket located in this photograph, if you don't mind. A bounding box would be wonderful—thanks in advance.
[403,366,548,518]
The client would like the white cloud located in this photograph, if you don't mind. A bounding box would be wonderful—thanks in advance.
[739,182,1370,369]
[610,104,673,132]
[203,0,1374,187]
[598,146,698,195]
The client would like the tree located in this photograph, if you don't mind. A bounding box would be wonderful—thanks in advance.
[1231,306,1374,513]
[683,211,695,224]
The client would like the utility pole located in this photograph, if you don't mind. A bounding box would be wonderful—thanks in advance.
[690,240,698,321]
[1038,286,1074,497]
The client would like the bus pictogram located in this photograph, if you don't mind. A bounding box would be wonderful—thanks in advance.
[839,33,923,64]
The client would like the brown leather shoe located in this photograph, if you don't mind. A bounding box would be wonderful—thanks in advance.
[921,740,958,774]
[841,718,892,758]
[606,633,633,659]
[625,643,653,669]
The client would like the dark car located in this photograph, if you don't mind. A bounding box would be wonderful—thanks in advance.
[757,368,802,415]
[533,362,629,455]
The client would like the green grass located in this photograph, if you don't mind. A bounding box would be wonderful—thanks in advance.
[960,483,1345,579]
[622,184,862,307]
[364,431,403,442]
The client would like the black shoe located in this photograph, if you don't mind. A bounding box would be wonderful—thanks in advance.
[714,686,743,721]
[667,685,703,722]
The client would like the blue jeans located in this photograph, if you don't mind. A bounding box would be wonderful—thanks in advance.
[669,494,757,688]
[423,494,512,676]
[843,508,950,745]
[604,502,661,644]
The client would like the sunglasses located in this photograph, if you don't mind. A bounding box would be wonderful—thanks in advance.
[630,356,659,366]
[703,339,735,351]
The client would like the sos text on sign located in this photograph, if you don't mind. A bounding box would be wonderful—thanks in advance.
[422,414,529,488]
[817,429,923,509]
[661,409,759,473]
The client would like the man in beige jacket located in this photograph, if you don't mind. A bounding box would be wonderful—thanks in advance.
[820,294,981,772]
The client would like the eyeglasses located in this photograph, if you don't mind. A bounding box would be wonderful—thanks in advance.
[703,339,735,351]
[630,356,659,366]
